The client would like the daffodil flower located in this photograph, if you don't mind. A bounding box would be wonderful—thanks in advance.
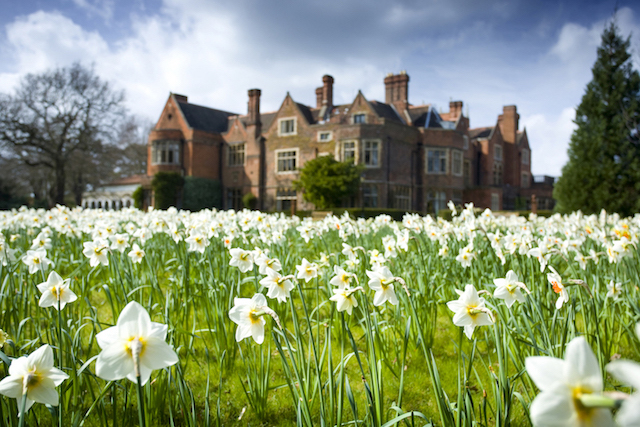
[259,268,295,303]
[525,336,615,427]
[127,243,145,264]
[330,286,364,315]
[95,301,179,385]
[82,239,110,267]
[229,248,254,273]
[0,344,68,416]
[606,323,640,427]
[366,266,401,306]
[21,249,53,275]
[547,266,569,309]
[296,258,318,282]
[330,265,357,290]
[36,271,78,310]
[229,293,280,344]
[447,284,494,339]
[493,270,530,308]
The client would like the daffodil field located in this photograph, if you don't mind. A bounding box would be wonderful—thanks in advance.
[0,204,639,427]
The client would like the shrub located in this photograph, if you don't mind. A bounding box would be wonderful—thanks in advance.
[132,186,144,210]
[151,172,184,210]
[182,177,221,211]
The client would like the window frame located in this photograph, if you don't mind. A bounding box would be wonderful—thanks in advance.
[363,139,381,168]
[392,185,411,211]
[426,148,449,175]
[521,172,530,188]
[275,148,299,174]
[151,140,180,166]
[363,184,378,208]
[452,149,463,176]
[276,188,297,211]
[317,131,333,142]
[495,145,503,161]
[227,142,245,167]
[353,113,366,124]
[491,193,500,211]
[341,140,357,163]
[278,117,297,136]
[522,149,530,165]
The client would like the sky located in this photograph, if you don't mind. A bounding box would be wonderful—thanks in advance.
[1,0,639,177]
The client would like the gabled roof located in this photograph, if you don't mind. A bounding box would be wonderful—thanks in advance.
[407,105,430,126]
[176,101,237,133]
[296,103,316,125]
[469,126,494,139]
[369,101,403,123]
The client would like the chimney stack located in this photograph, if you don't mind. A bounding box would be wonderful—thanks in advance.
[449,101,463,120]
[322,75,334,109]
[173,93,188,103]
[498,105,519,144]
[315,87,323,109]
[384,71,409,112]
[247,89,261,126]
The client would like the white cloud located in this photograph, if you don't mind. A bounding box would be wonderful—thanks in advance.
[521,108,575,177]
[0,2,639,179]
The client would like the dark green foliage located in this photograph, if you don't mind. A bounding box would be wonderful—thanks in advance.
[182,176,221,211]
[132,186,144,210]
[151,172,184,210]
[293,155,362,209]
[554,21,640,215]
[243,192,257,210]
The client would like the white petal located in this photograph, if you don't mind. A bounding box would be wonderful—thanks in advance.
[525,356,566,391]
[117,301,151,338]
[564,337,602,391]
[149,322,168,340]
[616,393,640,427]
[606,360,640,389]
[28,345,54,370]
[96,326,119,349]
[452,310,473,327]
[251,322,265,344]
[141,338,178,370]
[95,345,134,381]
[28,378,58,406]
[47,367,69,386]
[529,387,573,427]
[0,376,23,399]
[505,270,519,283]
[39,291,56,308]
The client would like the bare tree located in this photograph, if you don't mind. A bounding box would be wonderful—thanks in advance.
[0,63,126,205]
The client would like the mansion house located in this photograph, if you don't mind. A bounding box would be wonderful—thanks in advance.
[136,72,552,214]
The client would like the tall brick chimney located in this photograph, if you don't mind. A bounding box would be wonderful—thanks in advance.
[315,87,323,109]
[498,105,519,144]
[322,75,334,108]
[449,101,463,120]
[247,89,261,126]
[173,93,188,103]
[384,72,409,112]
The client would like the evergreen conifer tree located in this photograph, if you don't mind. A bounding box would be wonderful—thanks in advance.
[554,20,640,216]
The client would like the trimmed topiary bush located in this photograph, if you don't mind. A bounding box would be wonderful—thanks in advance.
[182,176,221,211]
[151,172,184,210]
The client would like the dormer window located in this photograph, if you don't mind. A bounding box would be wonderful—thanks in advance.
[353,113,366,124]
[278,118,297,136]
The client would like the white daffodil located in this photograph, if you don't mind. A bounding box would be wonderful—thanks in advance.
[525,336,615,427]
[446,284,494,339]
[493,270,530,308]
[255,253,282,275]
[330,265,357,290]
[330,286,363,315]
[606,323,640,427]
[341,243,361,261]
[185,232,209,254]
[605,280,623,301]
[82,239,110,267]
[229,248,254,273]
[95,301,179,385]
[296,258,318,282]
[110,233,130,253]
[229,293,279,344]
[0,344,68,416]
[21,249,53,275]
[36,271,78,310]
[547,266,569,309]
[30,235,52,251]
[366,266,400,306]
[259,268,295,303]
[455,244,475,268]
[127,243,145,264]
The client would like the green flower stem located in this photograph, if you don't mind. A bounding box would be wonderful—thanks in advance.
[136,374,146,427]
[18,392,27,427]
[578,393,618,408]
[57,298,63,427]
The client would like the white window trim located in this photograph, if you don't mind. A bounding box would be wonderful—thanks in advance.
[463,135,469,150]
[363,139,381,169]
[151,140,180,165]
[426,148,449,175]
[275,147,299,174]
[339,140,359,163]
[227,142,246,167]
[451,149,463,176]
[317,131,333,142]
[495,145,503,161]
[352,113,367,124]
[278,117,297,136]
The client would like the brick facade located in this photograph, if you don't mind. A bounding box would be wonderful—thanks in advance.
[146,72,553,214]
